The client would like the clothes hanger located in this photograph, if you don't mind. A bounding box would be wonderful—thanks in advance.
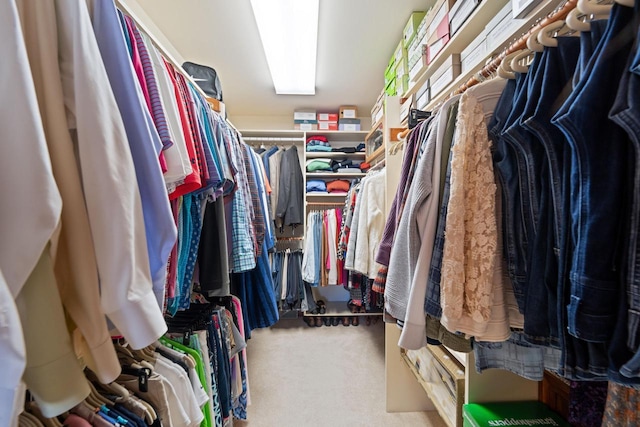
[497,50,523,79]
[128,394,157,424]
[615,0,635,6]
[578,0,614,14]
[25,402,64,427]
[537,20,576,47]
[510,49,534,73]
[527,27,545,52]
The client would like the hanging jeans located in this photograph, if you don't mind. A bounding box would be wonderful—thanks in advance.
[552,4,640,380]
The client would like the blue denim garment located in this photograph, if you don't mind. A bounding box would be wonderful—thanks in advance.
[553,4,639,344]
[491,79,529,311]
[520,39,581,347]
[474,331,560,381]
[609,11,640,383]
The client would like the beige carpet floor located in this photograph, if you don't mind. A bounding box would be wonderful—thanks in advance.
[235,318,446,427]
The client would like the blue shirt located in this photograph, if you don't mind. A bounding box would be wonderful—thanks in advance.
[90,0,177,308]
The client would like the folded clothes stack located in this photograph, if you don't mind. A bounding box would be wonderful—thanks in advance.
[330,142,366,153]
[326,179,350,194]
[306,135,332,152]
[306,159,332,172]
[306,179,328,193]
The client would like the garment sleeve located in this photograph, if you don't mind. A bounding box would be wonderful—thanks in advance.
[57,0,166,349]
[353,180,371,275]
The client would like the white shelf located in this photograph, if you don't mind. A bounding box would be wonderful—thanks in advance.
[306,172,365,179]
[305,152,366,159]
[402,0,558,107]
[424,1,558,110]
[306,193,348,198]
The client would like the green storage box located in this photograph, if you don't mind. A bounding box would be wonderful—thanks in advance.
[396,74,409,96]
[403,11,427,47]
[463,401,570,427]
[385,78,396,96]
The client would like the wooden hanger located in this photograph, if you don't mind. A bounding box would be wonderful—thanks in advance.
[25,402,64,427]
[537,20,578,47]
[615,0,634,6]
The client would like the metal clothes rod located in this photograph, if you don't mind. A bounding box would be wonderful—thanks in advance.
[306,202,345,207]
[456,0,578,95]
[115,0,240,134]
[242,137,305,142]
[276,236,305,241]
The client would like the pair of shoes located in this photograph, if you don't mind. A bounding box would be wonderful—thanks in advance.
[316,300,327,314]
[331,317,340,326]
[351,317,360,326]
[314,317,323,327]
[342,317,351,326]
[323,317,332,327]
[303,317,313,327]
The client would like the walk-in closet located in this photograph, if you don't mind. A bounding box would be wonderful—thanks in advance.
[2,0,640,426]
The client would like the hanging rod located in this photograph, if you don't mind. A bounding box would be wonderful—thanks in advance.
[114,0,239,134]
[276,236,304,241]
[306,202,345,207]
[455,0,578,95]
[242,137,305,142]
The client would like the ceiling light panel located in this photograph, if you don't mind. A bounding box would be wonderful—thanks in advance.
[250,0,319,95]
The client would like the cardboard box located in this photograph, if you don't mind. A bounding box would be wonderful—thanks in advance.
[385,78,397,96]
[394,41,408,68]
[294,110,316,121]
[339,105,358,119]
[318,121,338,131]
[463,402,570,427]
[416,79,430,110]
[427,33,450,64]
[317,113,338,122]
[429,54,461,97]
[512,0,544,19]
[294,119,318,124]
[449,0,482,35]
[403,12,427,47]
[294,123,318,131]
[461,28,487,74]
[486,2,525,54]
[339,123,361,131]
[409,58,423,82]
[396,74,410,96]
[338,118,361,125]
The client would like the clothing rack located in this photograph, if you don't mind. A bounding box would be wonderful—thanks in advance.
[242,136,305,143]
[455,0,578,94]
[306,202,345,207]
[276,236,305,241]
[114,0,240,134]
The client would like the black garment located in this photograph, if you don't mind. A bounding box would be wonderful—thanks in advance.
[276,146,304,227]
[330,159,352,171]
[198,197,230,296]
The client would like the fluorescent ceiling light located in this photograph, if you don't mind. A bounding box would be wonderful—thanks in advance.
[250,0,319,95]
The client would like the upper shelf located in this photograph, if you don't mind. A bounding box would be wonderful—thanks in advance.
[402,0,557,103]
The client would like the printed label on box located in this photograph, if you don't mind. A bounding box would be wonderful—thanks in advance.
[342,110,356,119]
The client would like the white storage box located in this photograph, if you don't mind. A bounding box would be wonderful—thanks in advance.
[449,0,482,35]
[416,79,431,110]
[429,54,461,98]
[294,110,316,121]
[485,2,525,54]
[460,28,487,74]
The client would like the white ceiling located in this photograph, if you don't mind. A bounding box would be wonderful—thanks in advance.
[132,0,433,118]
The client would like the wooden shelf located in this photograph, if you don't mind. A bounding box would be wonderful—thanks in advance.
[303,301,383,317]
[305,152,366,159]
[306,172,365,179]
[366,117,384,142]
[366,145,385,164]
[401,349,464,427]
